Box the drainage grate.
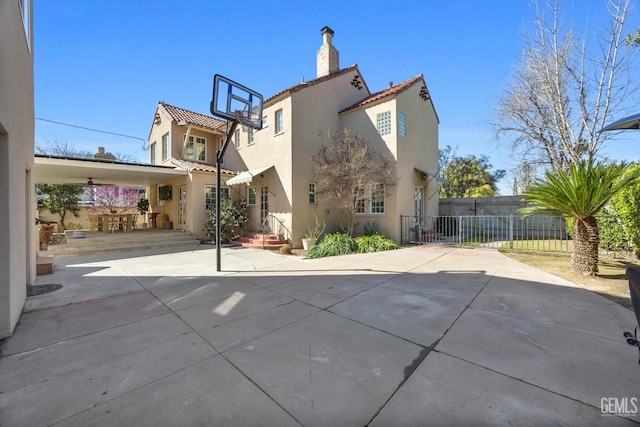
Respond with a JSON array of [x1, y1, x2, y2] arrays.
[[27, 284, 63, 297]]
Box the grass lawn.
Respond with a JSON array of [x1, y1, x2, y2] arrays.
[[504, 251, 637, 310]]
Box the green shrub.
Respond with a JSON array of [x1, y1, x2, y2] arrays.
[[363, 220, 379, 236], [307, 231, 399, 258], [307, 232, 357, 259], [203, 198, 249, 243], [354, 233, 399, 253]]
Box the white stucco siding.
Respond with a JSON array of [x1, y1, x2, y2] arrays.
[[234, 97, 294, 236], [394, 82, 440, 220], [338, 99, 401, 240], [0, 0, 34, 337], [288, 70, 370, 244]]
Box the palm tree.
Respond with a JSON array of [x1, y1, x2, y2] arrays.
[[520, 161, 640, 276]]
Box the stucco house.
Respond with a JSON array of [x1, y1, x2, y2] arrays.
[[0, 0, 35, 338], [147, 26, 439, 247]]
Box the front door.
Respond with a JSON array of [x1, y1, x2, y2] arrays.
[[177, 185, 187, 229]]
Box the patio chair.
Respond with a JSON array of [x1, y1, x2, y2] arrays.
[[88, 214, 100, 233], [623, 267, 640, 364]]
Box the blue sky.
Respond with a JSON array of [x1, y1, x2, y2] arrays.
[[33, 0, 640, 194]]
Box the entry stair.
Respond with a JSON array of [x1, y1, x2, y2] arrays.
[[230, 232, 288, 250], [43, 229, 200, 258]]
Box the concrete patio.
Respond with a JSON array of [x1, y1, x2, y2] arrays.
[[0, 245, 638, 426]]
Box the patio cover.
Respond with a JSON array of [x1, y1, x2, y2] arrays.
[[225, 165, 273, 185], [35, 155, 187, 186], [599, 112, 640, 132], [415, 167, 447, 184]]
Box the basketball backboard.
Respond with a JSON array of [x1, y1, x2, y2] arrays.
[[211, 74, 263, 130]]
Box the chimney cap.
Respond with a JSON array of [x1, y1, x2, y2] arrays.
[[320, 26, 334, 36]]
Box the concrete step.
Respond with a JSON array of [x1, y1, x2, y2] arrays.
[[43, 229, 200, 258], [230, 232, 289, 250]]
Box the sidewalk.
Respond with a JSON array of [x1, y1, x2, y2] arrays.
[[1, 245, 638, 426]]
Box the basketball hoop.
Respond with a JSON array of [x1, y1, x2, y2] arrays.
[[234, 110, 262, 133]]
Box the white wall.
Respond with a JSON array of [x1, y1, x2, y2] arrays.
[[0, 0, 35, 338]]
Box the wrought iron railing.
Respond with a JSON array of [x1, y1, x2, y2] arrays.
[[401, 215, 570, 253], [401, 214, 635, 257]]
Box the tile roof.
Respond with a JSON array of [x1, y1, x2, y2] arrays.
[[264, 64, 365, 105], [339, 75, 427, 113], [169, 158, 236, 175], [159, 102, 227, 131]]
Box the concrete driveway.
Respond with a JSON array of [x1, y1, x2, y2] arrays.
[[1, 245, 638, 426]]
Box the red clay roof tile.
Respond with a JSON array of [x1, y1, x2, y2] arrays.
[[339, 75, 427, 113], [159, 102, 227, 131], [169, 158, 236, 175], [264, 64, 365, 105]]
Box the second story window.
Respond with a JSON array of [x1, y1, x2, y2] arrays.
[[150, 142, 157, 165], [162, 133, 169, 161], [398, 112, 406, 137], [275, 109, 284, 134], [249, 129, 255, 145], [377, 111, 392, 136], [247, 187, 256, 205], [183, 135, 206, 162], [235, 130, 240, 149], [308, 182, 317, 205]]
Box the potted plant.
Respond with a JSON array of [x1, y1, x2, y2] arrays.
[[137, 198, 150, 227], [65, 222, 86, 239], [39, 224, 54, 250], [302, 216, 325, 250]]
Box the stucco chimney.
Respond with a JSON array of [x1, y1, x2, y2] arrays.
[[94, 146, 116, 161], [317, 26, 339, 77]]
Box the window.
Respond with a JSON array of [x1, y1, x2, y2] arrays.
[[183, 135, 206, 161], [261, 116, 268, 130], [371, 184, 385, 214], [275, 109, 284, 134], [150, 143, 156, 165], [235, 130, 240, 149], [19, 0, 30, 50], [353, 184, 385, 215], [162, 133, 169, 161], [204, 185, 230, 211], [308, 182, 317, 205], [249, 129, 255, 145], [354, 186, 366, 214], [377, 111, 392, 136], [398, 112, 406, 137], [247, 187, 256, 206]]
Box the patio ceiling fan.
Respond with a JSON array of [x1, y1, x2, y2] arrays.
[[66, 177, 114, 187]]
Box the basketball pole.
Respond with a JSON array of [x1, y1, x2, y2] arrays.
[[216, 120, 239, 271]]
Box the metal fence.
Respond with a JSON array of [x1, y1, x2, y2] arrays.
[[401, 215, 572, 253]]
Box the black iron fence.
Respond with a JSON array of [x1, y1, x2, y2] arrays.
[[401, 215, 572, 253]]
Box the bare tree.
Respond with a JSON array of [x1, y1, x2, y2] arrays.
[[511, 162, 538, 195], [35, 138, 93, 159], [493, 0, 639, 172], [312, 130, 396, 236], [36, 138, 139, 163]]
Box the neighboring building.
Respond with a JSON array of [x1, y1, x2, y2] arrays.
[[0, 0, 35, 338], [148, 26, 439, 246]]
